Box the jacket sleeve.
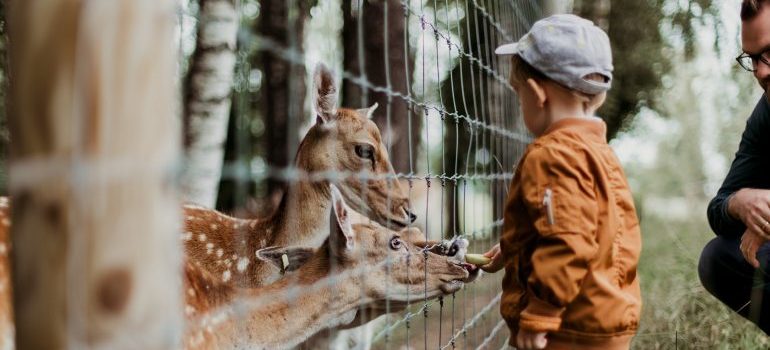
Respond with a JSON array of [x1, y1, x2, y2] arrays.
[[707, 97, 770, 238], [516, 145, 599, 333]]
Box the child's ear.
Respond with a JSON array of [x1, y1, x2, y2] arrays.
[[526, 78, 547, 108]]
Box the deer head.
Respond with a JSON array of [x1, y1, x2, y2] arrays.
[[295, 63, 415, 229], [260, 185, 470, 303]]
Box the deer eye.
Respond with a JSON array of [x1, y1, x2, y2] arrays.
[[355, 144, 375, 161], [389, 236, 403, 250]]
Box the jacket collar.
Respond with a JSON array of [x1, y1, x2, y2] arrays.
[[541, 116, 607, 141]]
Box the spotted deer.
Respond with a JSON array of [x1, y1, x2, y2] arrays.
[[182, 185, 473, 349], [0, 187, 470, 350], [182, 63, 422, 289]]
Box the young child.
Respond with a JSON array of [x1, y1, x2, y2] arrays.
[[480, 15, 642, 350]]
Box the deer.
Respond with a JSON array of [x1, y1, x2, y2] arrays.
[[0, 187, 472, 349], [181, 63, 425, 289], [0, 63, 476, 348], [182, 185, 473, 349]]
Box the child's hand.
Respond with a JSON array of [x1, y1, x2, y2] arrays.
[[480, 243, 504, 273], [515, 329, 547, 350]]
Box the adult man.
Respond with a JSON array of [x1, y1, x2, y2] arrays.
[[699, 0, 770, 334]]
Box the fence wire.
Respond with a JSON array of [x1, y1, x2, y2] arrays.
[[191, 0, 541, 349], [1, 0, 762, 349]]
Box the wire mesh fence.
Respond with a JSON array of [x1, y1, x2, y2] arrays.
[[180, 0, 541, 348], [0, 0, 541, 348], [4, 0, 770, 349]]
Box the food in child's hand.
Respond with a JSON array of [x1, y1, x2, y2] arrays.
[[465, 253, 492, 266]]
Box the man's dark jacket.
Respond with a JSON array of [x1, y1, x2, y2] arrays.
[[708, 95, 770, 238]]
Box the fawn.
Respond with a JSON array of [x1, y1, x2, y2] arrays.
[[182, 185, 473, 349]]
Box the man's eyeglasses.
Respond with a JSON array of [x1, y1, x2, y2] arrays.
[[736, 50, 770, 72]]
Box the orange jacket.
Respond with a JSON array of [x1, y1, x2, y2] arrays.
[[500, 118, 641, 349]]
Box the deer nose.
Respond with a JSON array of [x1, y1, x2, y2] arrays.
[[447, 242, 459, 257], [404, 208, 417, 223], [446, 238, 468, 258]]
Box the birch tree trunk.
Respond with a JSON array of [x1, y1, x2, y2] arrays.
[[182, 0, 239, 208], [7, 0, 182, 348]]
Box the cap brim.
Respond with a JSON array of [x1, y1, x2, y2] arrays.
[[494, 42, 520, 55]]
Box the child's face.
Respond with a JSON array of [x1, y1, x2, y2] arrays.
[[512, 79, 548, 136]]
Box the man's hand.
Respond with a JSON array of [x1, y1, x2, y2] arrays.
[[480, 243, 504, 273], [728, 189, 770, 239], [515, 329, 547, 350], [741, 230, 768, 268]]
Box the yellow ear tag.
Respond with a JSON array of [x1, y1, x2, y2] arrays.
[[281, 254, 290, 270]]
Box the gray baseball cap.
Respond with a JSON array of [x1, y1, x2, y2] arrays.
[[495, 14, 613, 95]]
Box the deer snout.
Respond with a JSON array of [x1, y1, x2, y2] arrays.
[[447, 238, 469, 259], [403, 207, 417, 224]]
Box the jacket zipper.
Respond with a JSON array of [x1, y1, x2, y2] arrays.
[[543, 188, 555, 225]]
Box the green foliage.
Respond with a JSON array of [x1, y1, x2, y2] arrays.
[[597, 0, 670, 139], [575, 0, 720, 139], [614, 21, 762, 346], [632, 215, 769, 349], [668, 0, 720, 59]]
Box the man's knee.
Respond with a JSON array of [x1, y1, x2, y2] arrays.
[[698, 236, 735, 294]]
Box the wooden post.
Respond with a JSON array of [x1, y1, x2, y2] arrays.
[[6, 0, 182, 348]]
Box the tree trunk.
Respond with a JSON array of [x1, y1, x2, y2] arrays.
[[541, 0, 574, 15], [573, 0, 610, 30], [443, 1, 488, 236], [7, 0, 182, 348], [254, 0, 311, 205], [574, 0, 670, 140], [182, 0, 239, 208], [342, 0, 417, 175], [0, 1, 8, 195]]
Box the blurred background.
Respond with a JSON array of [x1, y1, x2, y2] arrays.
[[0, 0, 767, 348]]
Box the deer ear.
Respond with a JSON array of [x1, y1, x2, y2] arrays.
[[329, 184, 355, 250], [356, 102, 378, 120], [313, 63, 338, 123], [256, 246, 315, 272]]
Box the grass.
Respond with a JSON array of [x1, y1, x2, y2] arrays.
[[631, 206, 769, 349]]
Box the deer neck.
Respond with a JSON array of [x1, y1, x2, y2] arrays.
[[267, 181, 330, 248], [227, 264, 366, 349]]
